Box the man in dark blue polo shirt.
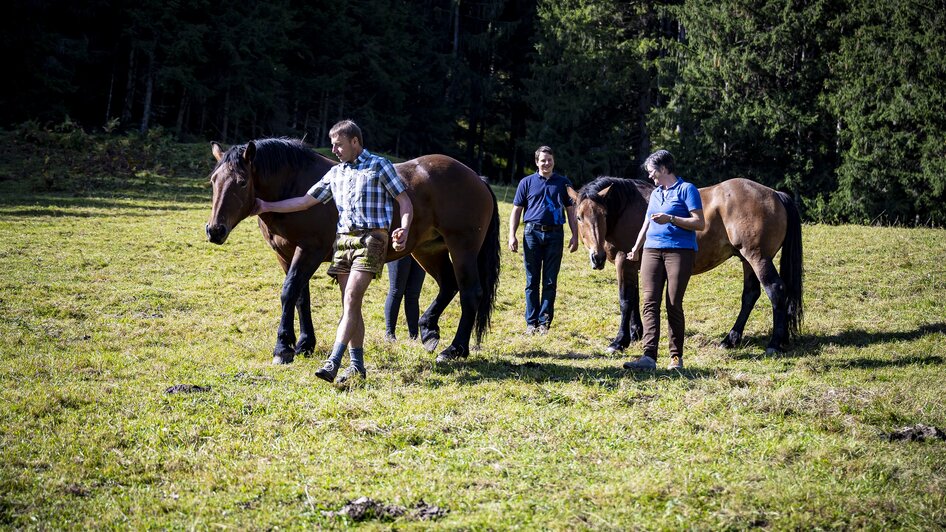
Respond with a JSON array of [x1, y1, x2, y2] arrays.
[[508, 146, 579, 335]]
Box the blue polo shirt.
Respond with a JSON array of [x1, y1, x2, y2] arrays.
[[644, 177, 702, 250], [513, 172, 574, 226]]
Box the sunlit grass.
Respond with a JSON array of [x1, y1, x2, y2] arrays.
[[1, 174, 944, 528]]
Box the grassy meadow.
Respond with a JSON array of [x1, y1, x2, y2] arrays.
[[1, 160, 945, 529]]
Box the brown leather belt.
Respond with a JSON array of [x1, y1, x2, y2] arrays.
[[528, 223, 561, 232]]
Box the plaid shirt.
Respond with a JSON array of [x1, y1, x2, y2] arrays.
[[307, 149, 407, 233]]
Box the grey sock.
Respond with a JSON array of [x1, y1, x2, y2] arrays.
[[328, 342, 346, 366], [349, 347, 365, 371]]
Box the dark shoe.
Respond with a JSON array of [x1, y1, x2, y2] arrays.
[[537, 324, 549, 335], [336, 365, 366, 385], [435, 345, 467, 364], [667, 355, 684, 370], [623, 355, 657, 371], [314, 360, 339, 383]]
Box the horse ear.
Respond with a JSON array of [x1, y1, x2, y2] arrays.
[[243, 141, 256, 164], [211, 142, 225, 162], [597, 185, 612, 198], [568, 185, 580, 204]]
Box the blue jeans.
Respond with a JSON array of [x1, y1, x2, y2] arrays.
[[523, 223, 564, 327], [385, 255, 426, 338]]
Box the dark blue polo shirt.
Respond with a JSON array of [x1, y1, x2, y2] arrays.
[[513, 172, 574, 226]]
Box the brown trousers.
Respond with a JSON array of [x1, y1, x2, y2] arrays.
[[640, 248, 695, 359]]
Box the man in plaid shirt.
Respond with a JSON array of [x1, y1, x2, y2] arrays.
[[253, 120, 413, 384]]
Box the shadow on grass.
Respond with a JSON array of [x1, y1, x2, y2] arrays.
[[731, 322, 946, 361], [433, 356, 716, 386], [0, 177, 210, 211]]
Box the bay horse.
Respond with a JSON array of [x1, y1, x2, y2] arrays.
[[206, 138, 500, 364], [570, 177, 803, 355]]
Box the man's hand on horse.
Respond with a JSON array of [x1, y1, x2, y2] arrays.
[[391, 227, 408, 251]]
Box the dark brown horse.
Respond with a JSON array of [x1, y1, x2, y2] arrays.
[[206, 138, 500, 363], [571, 177, 803, 354]]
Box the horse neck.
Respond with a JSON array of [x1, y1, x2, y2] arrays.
[[607, 180, 653, 233], [256, 158, 334, 201]]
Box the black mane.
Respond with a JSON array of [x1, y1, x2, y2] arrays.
[[579, 176, 653, 215], [221, 137, 329, 177]]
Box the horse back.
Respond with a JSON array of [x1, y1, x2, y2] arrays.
[[697, 178, 787, 271], [394, 154, 494, 236]]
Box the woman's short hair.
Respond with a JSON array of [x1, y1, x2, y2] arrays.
[[644, 149, 675, 173]]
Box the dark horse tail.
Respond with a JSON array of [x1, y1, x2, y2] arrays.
[[777, 191, 804, 339], [475, 180, 501, 345]]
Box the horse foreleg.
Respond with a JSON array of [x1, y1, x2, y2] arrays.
[[273, 250, 321, 364], [608, 252, 642, 353], [414, 250, 458, 353], [294, 282, 315, 356], [720, 258, 762, 349]]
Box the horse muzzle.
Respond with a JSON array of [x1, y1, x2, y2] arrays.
[[206, 223, 229, 245], [589, 250, 606, 270]]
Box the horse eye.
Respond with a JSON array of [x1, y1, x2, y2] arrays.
[[237, 178, 248, 188], [576, 216, 583, 223]]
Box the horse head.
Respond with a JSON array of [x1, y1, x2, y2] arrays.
[[572, 184, 611, 270], [206, 141, 259, 244]]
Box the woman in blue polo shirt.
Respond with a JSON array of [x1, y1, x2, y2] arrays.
[[624, 150, 705, 371]]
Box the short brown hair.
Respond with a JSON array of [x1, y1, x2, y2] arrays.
[[330, 119, 363, 145], [534, 145, 554, 161], [644, 149, 675, 174]]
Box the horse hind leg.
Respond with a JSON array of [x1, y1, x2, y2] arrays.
[[414, 250, 458, 353], [720, 258, 762, 349], [742, 256, 789, 354], [443, 250, 483, 359]]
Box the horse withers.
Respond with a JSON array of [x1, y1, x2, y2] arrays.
[[206, 138, 500, 364], [571, 177, 803, 355]]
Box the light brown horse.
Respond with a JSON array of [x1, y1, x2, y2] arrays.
[[571, 177, 803, 354], [206, 138, 500, 364]]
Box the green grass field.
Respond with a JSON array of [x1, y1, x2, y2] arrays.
[[1, 166, 945, 529]]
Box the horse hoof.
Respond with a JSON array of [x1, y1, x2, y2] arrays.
[[294, 340, 315, 357], [422, 335, 440, 353], [435, 345, 467, 364], [764, 347, 780, 356], [272, 353, 295, 365]]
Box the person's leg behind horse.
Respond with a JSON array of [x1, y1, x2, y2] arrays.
[[403, 257, 426, 339], [663, 249, 695, 363], [385, 256, 411, 340], [522, 224, 543, 331], [537, 228, 564, 331]]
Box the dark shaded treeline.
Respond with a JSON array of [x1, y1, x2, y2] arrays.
[[2, 0, 944, 224]]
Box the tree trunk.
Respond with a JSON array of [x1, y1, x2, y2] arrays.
[[121, 46, 136, 128], [139, 49, 154, 134], [175, 88, 188, 139], [221, 84, 231, 142]]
